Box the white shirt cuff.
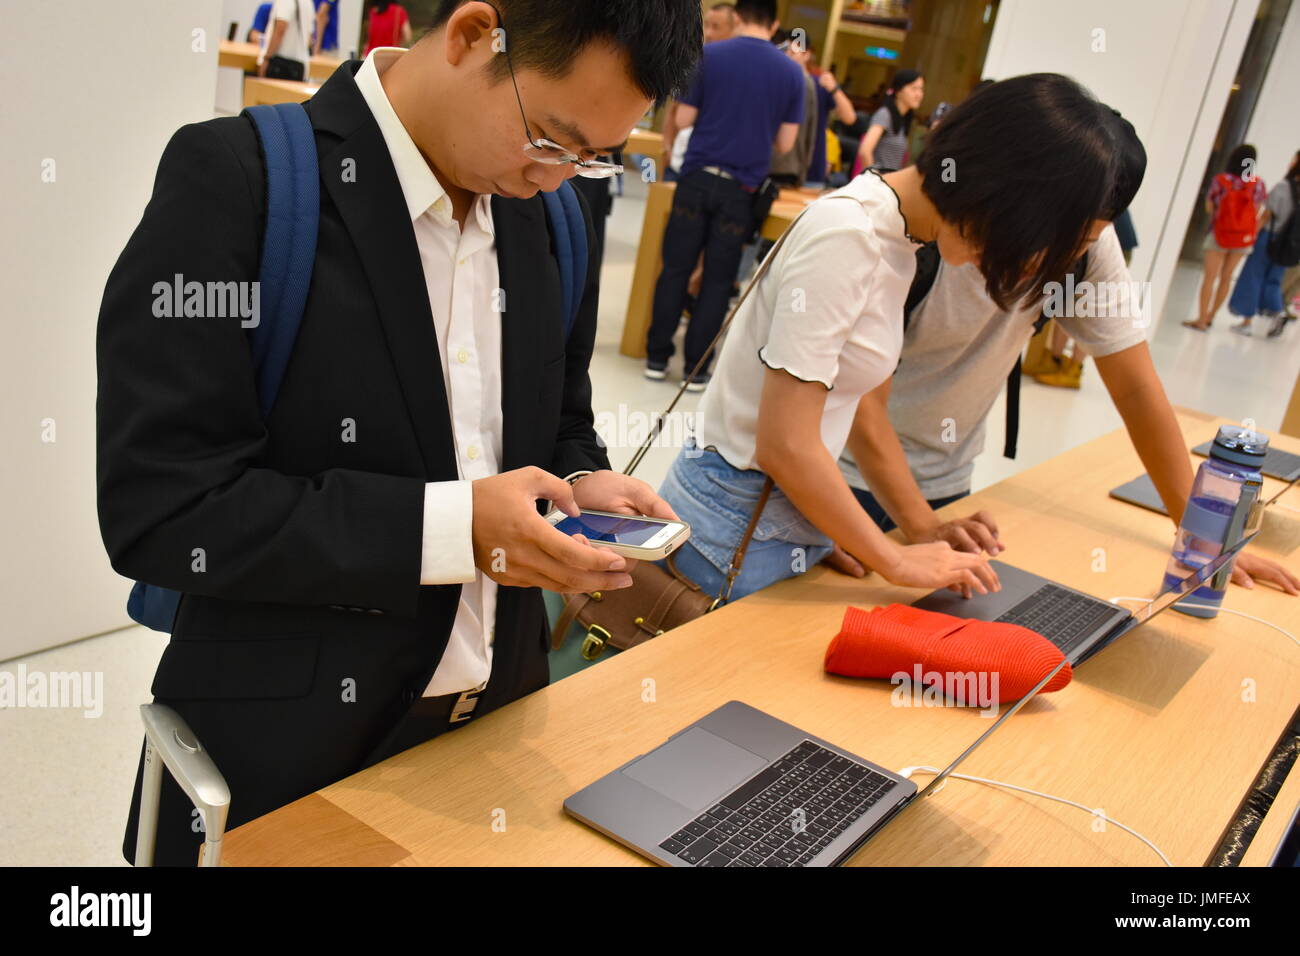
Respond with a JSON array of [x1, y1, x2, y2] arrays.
[[419, 481, 477, 585]]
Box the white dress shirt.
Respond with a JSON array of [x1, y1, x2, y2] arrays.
[[355, 48, 502, 698]]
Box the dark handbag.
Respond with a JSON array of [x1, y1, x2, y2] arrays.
[[552, 199, 849, 660], [265, 55, 306, 81]]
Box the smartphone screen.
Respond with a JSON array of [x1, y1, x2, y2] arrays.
[[553, 512, 673, 547]]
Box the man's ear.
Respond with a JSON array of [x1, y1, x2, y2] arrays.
[[443, 1, 498, 68]]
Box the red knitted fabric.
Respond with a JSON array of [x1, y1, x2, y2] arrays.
[[824, 604, 1072, 702]]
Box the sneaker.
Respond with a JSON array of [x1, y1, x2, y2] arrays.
[[684, 372, 712, 393], [1230, 321, 1252, 337], [644, 362, 667, 381], [1267, 313, 1288, 338]]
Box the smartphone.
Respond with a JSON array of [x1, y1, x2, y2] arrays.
[[546, 509, 691, 560]]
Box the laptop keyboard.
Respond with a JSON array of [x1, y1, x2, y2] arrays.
[[657, 740, 898, 867], [994, 583, 1122, 655]]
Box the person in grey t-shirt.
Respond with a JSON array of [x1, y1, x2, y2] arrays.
[[833, 112, 1299, 595], [854, 68, 924, 174]]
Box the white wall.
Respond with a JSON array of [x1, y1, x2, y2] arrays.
[[983, 0, 1260, 333], [1244, 0, 1300, 188], [0, 2, 223, 661]]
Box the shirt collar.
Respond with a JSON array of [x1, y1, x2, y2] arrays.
[[354, 48, 494, 236]]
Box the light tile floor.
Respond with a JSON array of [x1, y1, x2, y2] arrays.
[[3, 176, 1296, 866]]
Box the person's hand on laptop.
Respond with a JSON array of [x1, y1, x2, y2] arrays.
[[1232, 551, 1300, 595], [882, 541, 1000, 598], [912, 510, 1005, 558], [471, 467, 638, 593]]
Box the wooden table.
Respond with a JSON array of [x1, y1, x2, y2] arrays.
[[217, 409, 1300, 866], [218, 39, 341, 81], [624, 128, 663, 158], [242, 76, 320, 107], [619, 180, 818, 358]]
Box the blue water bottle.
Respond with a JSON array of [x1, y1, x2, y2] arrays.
[[1163, 426, 1265, 618]]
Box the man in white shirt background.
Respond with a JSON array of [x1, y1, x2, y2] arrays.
[[258, 0, 318, 80], [98, 0, 702, 865]]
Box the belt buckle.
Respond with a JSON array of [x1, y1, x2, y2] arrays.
[[449, 685, 484, 724]]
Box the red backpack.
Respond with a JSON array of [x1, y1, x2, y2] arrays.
[[1213, 173, 1258, 249]]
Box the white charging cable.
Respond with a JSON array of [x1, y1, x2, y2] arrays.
[[897, 765, 1172, 866], [1108, 596, 1299, 648]]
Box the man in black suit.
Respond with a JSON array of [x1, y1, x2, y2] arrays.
[[97, 0, 701, 865]]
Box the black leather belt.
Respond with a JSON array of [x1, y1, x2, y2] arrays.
[[411, 685, 484, 725]]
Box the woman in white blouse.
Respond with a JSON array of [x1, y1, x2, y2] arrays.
[[660, 74, 1128, 603]]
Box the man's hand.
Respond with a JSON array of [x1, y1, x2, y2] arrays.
[[470, 467, 633, 593], [570, 470, 679, 521], [911, 510, 1005, 557], [1232, 552, 1300, 594], [818, 71, 838, 92]]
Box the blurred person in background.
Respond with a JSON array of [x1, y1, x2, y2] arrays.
[[363, 0, 413, 57], [1228, 149, 1299, 337], [1184, 144, 1267, 331], [854, 68, 923, 174]]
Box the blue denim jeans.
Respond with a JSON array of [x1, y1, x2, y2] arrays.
[[657, 442, 834, 603]]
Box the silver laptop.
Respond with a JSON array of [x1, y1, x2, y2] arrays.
[[912, 529, 1258, 665]]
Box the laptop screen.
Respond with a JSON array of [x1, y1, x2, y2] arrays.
[[1128, 528, 1259, 626]]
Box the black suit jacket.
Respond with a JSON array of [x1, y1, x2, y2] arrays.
[[98, 62, 608, 865]]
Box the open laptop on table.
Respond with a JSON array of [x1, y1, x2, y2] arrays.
[[912, 529, 1258, 665], [563, 536, 1254, 867]]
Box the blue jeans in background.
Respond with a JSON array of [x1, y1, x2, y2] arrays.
[[1229, 229, 1286, 319]]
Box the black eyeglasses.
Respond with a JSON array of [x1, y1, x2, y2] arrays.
[[482, 0, 624, 179]]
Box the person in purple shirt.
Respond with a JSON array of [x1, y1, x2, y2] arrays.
[[645, 0, 805, 387]]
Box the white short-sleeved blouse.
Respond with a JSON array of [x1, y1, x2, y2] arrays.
[[694, 170, 920, 471]]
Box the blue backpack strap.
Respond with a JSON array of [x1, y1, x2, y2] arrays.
[[126, 103, 320, 633], [541, 180, 588, 340], [242, 102, 320, 415]]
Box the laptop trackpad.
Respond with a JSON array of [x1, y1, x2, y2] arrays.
[[622, 726, 767, 811]]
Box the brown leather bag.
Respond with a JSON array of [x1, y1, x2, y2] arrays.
[[550, 199, 849, 660], [551, 481, 773, 660]]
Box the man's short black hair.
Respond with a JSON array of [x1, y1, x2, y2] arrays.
[[735, 0, 778, 27], [915, 73, 1123, 310], [431, 0, 702, 106]]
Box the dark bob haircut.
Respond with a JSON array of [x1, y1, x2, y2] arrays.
[[431, 0, 703, 107], [915, 73, 1123, 310], [1224, 143, 1257, 178], [1099, 108, 1146, 220]]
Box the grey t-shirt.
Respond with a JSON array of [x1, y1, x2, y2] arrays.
[[867, 106, 909, 171], [1267, 180, 1296, 228], [838, 225, 1147, 499]]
